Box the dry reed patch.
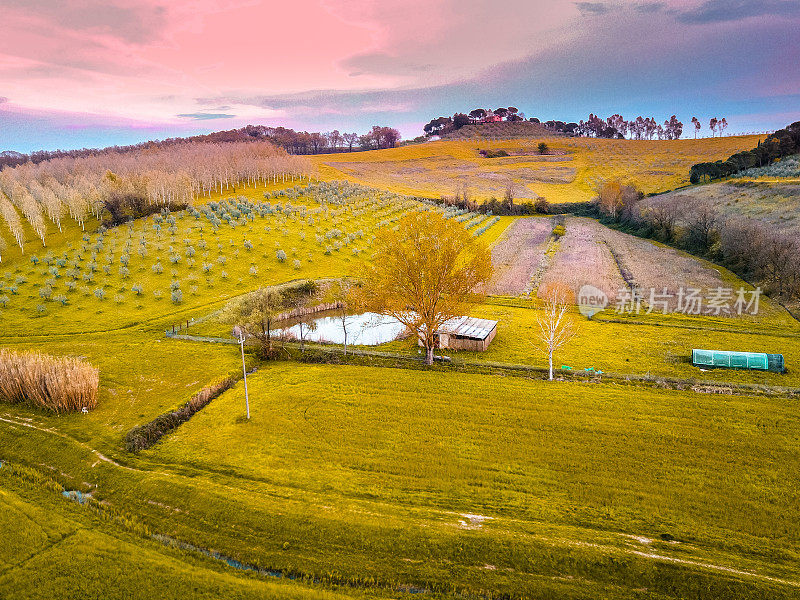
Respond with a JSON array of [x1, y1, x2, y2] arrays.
[[0, 348, 99, 413], [537, 218, 625, 302], [489, 217, 554, 295]]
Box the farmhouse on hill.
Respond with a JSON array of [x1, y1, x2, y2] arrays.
[[423, 316, 498, 352]]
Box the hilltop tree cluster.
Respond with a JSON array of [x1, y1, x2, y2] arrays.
[[594, 181, 799, 302], [0, 141, 310, 256], [423, 106, 525, 136], [690, 121, 800, 183]]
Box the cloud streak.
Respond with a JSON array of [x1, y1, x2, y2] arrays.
[[0, 0, 798, 151], [676, 0, 800, 24], [177, 113, 236, 120]]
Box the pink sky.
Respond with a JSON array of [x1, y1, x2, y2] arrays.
[[1, 0, 799, 151]]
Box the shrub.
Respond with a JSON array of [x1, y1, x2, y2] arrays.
[[53, 295, 68, 306], [94, 288, 106, 300], [0, 295, 9, 307], [131, 284, 143, 295], [249, 265, 258, 276], [171, 289, 183, 304], [152, 262, 163, 274], [0, 349, 99, 413], [39, 286, 53, 300], [124, 377, 235, 452], [293, 259, 301, 270], [276, 249, 287, 262]]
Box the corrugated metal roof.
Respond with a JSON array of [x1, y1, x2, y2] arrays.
[[436, 316, 497, 340]]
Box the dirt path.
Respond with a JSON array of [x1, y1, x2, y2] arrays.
[[488, 217, 553, 295]]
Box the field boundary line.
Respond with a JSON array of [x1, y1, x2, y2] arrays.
[[161, 334, 800, 398]]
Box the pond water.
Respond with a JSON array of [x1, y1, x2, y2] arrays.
[[274, 311, 408, 346]]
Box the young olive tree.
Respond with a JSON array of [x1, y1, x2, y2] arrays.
[[362, 210, 492, 365]]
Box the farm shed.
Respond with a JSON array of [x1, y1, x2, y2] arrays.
[[692, 349, 785, 373], [428, 317, 498, 352]]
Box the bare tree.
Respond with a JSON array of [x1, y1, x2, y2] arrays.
[[682, 201, 718, 254], [326, 279, 357, 355], [536, 287, 577, 380], [343, 133, 359, 152], [297, 314, 317, 353], [644, 197, 681, 241]]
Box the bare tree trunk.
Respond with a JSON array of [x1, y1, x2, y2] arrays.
[[426, 345, 434, 366], [548, 349, 554, 380]]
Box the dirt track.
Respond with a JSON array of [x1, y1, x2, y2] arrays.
[[488, 217, 553, 295]]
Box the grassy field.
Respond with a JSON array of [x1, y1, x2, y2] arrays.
[[2, 145, 800, 599], [0, 463, 381, 599], [2, 363, 798, 599], [315, 134, 764, 204]]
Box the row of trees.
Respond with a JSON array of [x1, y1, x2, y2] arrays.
[[543, 115, 730, 140], [0, 140, 310, 256], [0, 124, 402, 171], [596, 181, 800, 302], [254, 125, 401, 154], [690, 121, 800, 183]]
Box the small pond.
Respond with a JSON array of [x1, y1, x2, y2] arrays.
[[274, 311, 408, 346]]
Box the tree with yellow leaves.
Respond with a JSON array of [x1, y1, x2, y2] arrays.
[[362, 210, 492, 365]]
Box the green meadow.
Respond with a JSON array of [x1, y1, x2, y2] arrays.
[[1, 178, 799, 599]]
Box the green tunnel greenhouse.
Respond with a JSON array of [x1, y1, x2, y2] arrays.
[[692, 349, 785, 373]]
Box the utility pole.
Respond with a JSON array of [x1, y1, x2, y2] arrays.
[[233, 326, 250, 419]]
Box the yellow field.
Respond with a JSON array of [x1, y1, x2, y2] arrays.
[[313, 135, 764, 203]]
